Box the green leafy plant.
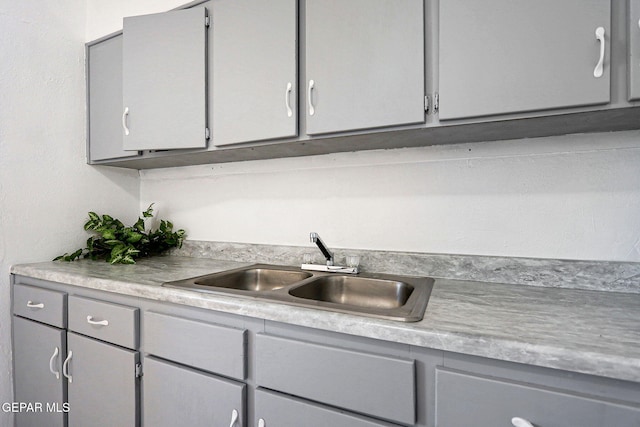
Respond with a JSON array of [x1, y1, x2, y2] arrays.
[[54, 204, 186, 264]]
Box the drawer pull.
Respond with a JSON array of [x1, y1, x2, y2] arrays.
[[285, 82, 293, 118], [229, 409, 239, 427], [26, 301, 44, 309], [122, 107, 130, 135], [62, 351, 73, 383], [258, 418, 265, 427], [308, 79, 315, 116], [86, 315, 109, 326], [512, 417, 535, 427], [49, 347, 60, 380], [593, 26, 605, 78]]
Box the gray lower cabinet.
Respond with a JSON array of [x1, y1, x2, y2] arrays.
[[304, 0, 425, 135], [65, 332, 139, 427], [630, 0, 640, 101], [210, 0, 298, 146], [143, 357, 245, 427], [12, 317, 67, 427], [254, 388, 400, 427], [255, 333, 416, 425], [439, 0, 611, 120], [435, 368, 640, 427], [122, 7, 208, 151], [141, 311, 248, 426]]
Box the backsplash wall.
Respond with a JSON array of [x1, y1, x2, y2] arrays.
[[141, 130, 640, 262]]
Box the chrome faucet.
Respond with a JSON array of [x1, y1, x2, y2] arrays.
[[310, 232, 334, 266]]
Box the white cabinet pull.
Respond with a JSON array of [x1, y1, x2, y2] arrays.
[[593, 26, 605, 78], [49, 347, 60, 380], [86, 315, 109, 326], [62, 350, 72, 383], [285, 82, 293, 118], [512, 417, 535, 427], [122, 107, 130, 135], [257, 418, 265, 427], [307, 79, 315, 116], [229, 409, 239, 427], [26, 301, 44, 309]]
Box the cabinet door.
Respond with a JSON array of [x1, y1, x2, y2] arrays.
[[630, 0, 640, 101], [87, 35, 138, 162], [142, 357, 245, 427], [211, 0, 297, 146], [66, 332, 139, 427], [436, 368, 640, 427], [255, 389, 400, 427], [439, 0, 611, 120], [13, 317, 66, 427], [305, 0, 425, 135], [122, 7, 208, 151]]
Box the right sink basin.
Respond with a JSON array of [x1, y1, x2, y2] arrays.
[[287, 273, 434, 322], [288, 275, 414, 309]]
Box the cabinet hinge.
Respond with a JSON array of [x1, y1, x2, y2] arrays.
[[205, 127, 211, 140], [434, 93, 439, 114], [424, 95, 431, 114], [135, 363, 143, 378], [205, 16, 210, 27]]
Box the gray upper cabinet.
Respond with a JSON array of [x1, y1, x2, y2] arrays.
[[122, 7, 208, 151], [211, 0, 298, 146], [439, 0, 611, 120], [630, 0, 640, 101], [304, 0, 425, 135], [87, 34, 138, 162]]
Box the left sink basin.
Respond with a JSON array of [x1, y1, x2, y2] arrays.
[[164, 265, 313, 293]]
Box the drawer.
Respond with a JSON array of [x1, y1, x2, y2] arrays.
[[143, 312, 246, 380], [255, 334, 415, 425], [68, 295, 139, 349], [255, 388, 401, 427], [143, 356, 245, 427], [435, 368, 640, 427], [13, 283, 66, 328]]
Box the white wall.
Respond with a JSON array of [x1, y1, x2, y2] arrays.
[[0, 1, 140, 422], [140, 131, 640, 262], [86, 0, 187, 41]]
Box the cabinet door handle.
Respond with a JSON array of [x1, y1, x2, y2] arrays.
[[26, 301, 44, 309], [307, 79, 315, 116], [62, 350, 72, 383], [49, 347, 60, 380], [229, 409, 239, 427], [512, 417, 535, 427], [86, 315, 109, 326], [257, 418, 265, 427], [593, 26, 605, 78], [122, 107, 130, 135], [285, 82, 293, 118]]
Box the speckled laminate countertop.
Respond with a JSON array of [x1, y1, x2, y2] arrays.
[[11, 256, 640, 384]]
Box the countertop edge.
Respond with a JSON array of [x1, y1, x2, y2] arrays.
[[10, 260, 640, 384]]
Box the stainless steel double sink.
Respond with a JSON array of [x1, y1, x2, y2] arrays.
[[162, 264, 434, 322]]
